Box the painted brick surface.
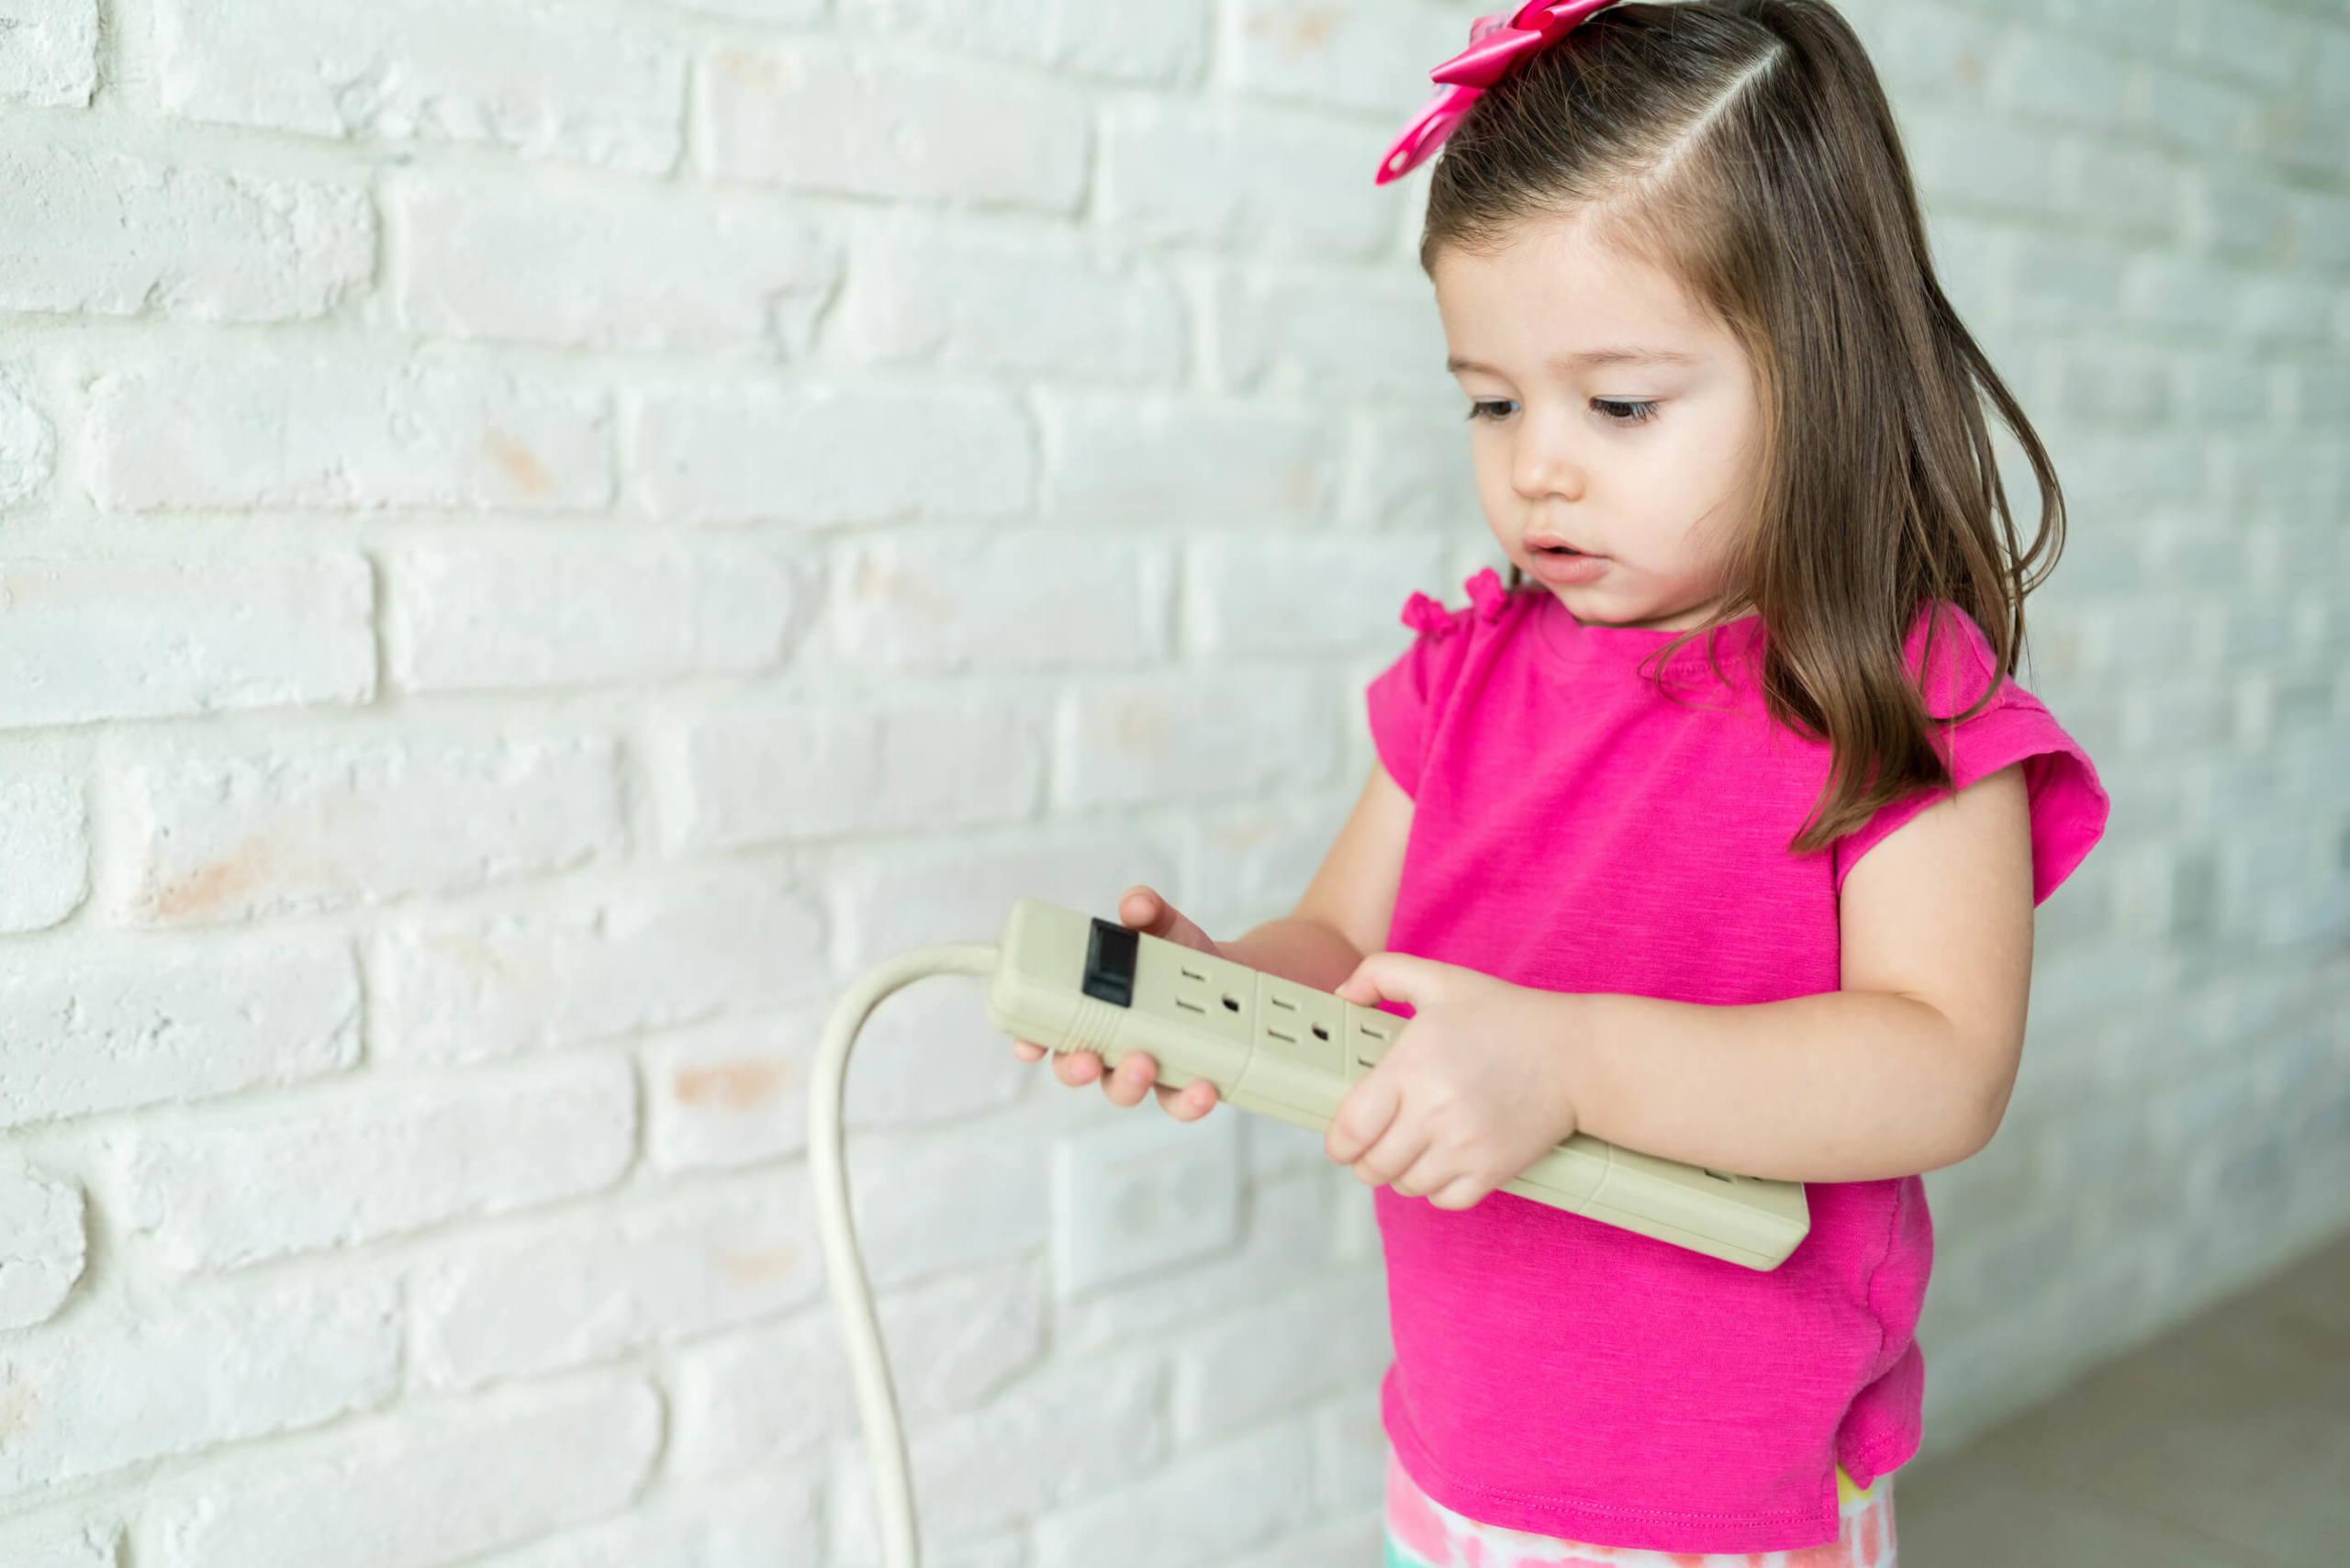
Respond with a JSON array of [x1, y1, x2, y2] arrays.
[[0, 555, 375, 727], [0, 1164, 85, 1329], [0, 148, 372, 320], [115, 736, 625, 925], [0, 0, 2342, 1562]]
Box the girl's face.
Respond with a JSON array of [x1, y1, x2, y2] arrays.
[[1431, 207, 1764, 632]]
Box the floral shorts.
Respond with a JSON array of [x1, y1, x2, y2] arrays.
[[1383, 1450, 1897, 1568]]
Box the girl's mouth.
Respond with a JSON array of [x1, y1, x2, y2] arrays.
[[1526, 541, 1609, 585]]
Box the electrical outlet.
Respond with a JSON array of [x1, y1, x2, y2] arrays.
[[1051, 1109, 1240, 1297]]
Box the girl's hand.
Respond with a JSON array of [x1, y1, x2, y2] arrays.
[[1327, 954, 1580, 1210], [1007, 885, 1223, 1122]]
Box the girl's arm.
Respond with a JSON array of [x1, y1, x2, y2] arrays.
[[1331, 763, 2034, 1197], [1560, 763, 2034, 1182], [1222, 759, 1413, 991]]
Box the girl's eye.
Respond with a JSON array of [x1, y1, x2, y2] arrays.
[[1593, 398, 1661, 424], [1465, 398, 1518, 422]]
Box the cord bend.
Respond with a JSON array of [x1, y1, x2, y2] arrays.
[[808, 942, 1000, 1568]]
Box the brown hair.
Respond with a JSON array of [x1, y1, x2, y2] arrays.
[[1424, 0, 2064, 853]]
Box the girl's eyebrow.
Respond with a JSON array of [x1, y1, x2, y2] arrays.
[[1446, 348, 1704, 374]]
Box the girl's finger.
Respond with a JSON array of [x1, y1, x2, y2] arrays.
[[1101, 1051, 1159, 1109], [1012, 1039, 1046, 1062], [1353, 1117, 1432, 1192], [1056, 1049, 1103, 1088], [1117, 885, 1218, 955], [1326, 1073, 1399, 1166], [1430, 1175, 1490, 1211], [1152, 1079, 1219, 1121]]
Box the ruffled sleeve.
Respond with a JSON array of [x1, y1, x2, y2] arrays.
[[1831, 603, 2109, 905], [1365, 569, 1506, 799]]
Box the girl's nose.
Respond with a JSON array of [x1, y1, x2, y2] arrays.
[[1513, 431, 1585, 503]]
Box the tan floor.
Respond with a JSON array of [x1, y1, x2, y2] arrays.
[[1893, 1227, 2350, 1567]]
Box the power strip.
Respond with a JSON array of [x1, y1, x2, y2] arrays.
[[986, 899, 1810, 1271]]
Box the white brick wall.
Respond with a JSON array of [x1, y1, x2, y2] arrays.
[[0, 1, 2342, 1564]]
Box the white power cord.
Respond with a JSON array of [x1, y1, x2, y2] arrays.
[[809, 942, 1002, 1568]]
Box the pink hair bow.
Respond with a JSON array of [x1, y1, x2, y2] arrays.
[[1374, 0, 1621, 185]]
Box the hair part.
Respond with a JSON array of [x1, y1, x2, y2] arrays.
[[1424, 0, 2065, 854]]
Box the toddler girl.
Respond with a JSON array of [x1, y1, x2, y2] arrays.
[[1014, 0, 2108, 1561]]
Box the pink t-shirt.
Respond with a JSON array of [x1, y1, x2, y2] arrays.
[[1363, 568, 2108, 1554]]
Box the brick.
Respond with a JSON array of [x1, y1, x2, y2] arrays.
[[1060, 1168, 1336, 1352], [663, 689, 1048, 849], [838, 971, 1027, 1129], [116, 736, 624, 928], [2182, 0, 2294, 89], [1227, 1516, 1386, 1568], [834, 224, 1186, 384], [0, 148, 370, 321], [1187, 532, 1448, 655], [2051, 347, 2175, 424], [1989, 32, 2129, 131], [646, 1014, 814, 1172], [827, 833, 1180, 972], [1215, 271, 1450, 397], [89, 354, 613, 512], [1171, 1271, 1388, 1441], [0, 767, 85, 932], [2139, 63, 2257, 156], [1045, 397, 1335, 521], [2060, 144, 2179, 241], [150, 1378, 660, 1568], [0, 367, 52, 509], [156, 0, 687, 173], [1225, 0, 1465, 116], [2183, 166, 2294, 263], [1313, 1383, 1388, 1506], [0, 945, 358, 1128], [373, 876, 825, 1064], [1903, 107, 2061, 217], [2008, 237, 2128, 331], [1034, 1422, 1316, 1568], [484, 1474, 824, 1568], [386, 543, 807, 694], [2236, 277, 2339, 345], [672, 1313, 853, 1477], [675, 1262, 1045, 1475], [1057, 670, 1342, 810], [0, 0, 95, 106], [848, 1114, 1050, 1288], [0, 1276, 397, 1496], [860, 1353, 1165, 1545], [828, 532, 1172, 671], [1338, 414, 1474, 530], [0, 1164, 84, 1329], [698, 42, 1089, 211], [844, 0, 1209, 83], [1186, 795, 1354, 940], [632, 383, 1032, 524], [1100, 104, 1393, 258], [122, 1054, 635, 1272], [655, 0, 823, 17], [0, 555, 374, 728], [394, 170, 835, 352], [2121, 252, 2240, 335], [0, 1520, 120, 1568], [411, 1183, 819, 1389], [1857, 0, 1987, 102]]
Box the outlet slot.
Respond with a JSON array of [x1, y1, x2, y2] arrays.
[[1222, 995, 1240, 1012], [1175, 997, 1204, 1014]]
